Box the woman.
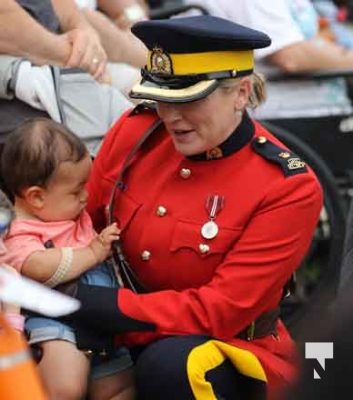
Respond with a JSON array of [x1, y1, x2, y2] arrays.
[[66, 16, 323, 399]]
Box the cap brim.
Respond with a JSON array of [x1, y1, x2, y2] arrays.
[[129, 79, 220, 103]]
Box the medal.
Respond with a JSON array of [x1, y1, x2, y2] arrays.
[[201, 194, 224, 240], [201, 220, 219, 239]]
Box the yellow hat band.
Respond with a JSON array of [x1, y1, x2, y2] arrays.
[[147, 49, 254, 75]]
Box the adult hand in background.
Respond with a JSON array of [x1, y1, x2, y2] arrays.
[[63, 25, 109, 82]]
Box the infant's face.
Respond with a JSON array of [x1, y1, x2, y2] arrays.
[[39, 154, 92, 222]]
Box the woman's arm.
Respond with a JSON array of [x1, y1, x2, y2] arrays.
[[75, 172, 323, 344]]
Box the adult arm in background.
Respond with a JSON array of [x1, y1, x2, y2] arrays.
[[0, 0, 70, 66], [257, 1, 353, 73], [52, 0, 108, 80], [96, 0, 148, 29], [188, 0, 353, 72], [81, 7, 147, 67]]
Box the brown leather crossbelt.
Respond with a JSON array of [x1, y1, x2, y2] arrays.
[[236, 307, 280, 341]]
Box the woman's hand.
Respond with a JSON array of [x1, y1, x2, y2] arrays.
[[89, 222, 121, 263]]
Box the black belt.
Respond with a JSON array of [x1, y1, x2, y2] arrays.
[[236, 308, 280, 341]]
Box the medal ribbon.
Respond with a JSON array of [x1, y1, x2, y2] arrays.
[[206, 195, 224, 220]]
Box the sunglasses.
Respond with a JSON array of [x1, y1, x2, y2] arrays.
[[0, 207, 12, 238]]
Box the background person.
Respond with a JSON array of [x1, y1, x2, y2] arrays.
[[0, 0, 133, 155], [61, 16, 323, 399], [0, 0, 107, 79], [75, 0, 148, 96], [2, 118, 135, 400], [184, 0, 353, 120]]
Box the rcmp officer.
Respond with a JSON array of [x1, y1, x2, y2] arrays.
[[63, 16, 323, 399]]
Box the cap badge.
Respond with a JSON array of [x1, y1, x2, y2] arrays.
[[150, 47, 173, 74]]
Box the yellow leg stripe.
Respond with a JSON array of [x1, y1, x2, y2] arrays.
[[187, 340, 267, 400]]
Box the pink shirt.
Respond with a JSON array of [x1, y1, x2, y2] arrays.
[[4, 210, 96, 272]]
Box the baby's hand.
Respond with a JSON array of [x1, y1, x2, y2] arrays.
[[89, 223, 121, 263]]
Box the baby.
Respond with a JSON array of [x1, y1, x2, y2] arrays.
[[2, 118, 135, 400]]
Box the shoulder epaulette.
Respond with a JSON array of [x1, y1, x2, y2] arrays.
[[252, 136, 307, 177], [129, 100, 157, 116]]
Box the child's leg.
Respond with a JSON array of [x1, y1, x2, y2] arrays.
[[83, 263, 136, 399], [89, 368, 136, 400], [26, 317, 90, 400], [38, 340, 90, 400], [88, 346, 135, 400]]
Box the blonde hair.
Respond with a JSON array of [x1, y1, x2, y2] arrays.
[[218, 72, 267, 109]]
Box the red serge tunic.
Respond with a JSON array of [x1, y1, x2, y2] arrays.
[[86, 107, 323, 396]]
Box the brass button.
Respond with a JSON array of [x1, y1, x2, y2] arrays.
[[156, 205, 167, 217], [279, 151, 290, 159], [199, 244, 210, 254], [257, 136, 267, 144], [141, 250, 151, 261], [180, 168, 191, 179]]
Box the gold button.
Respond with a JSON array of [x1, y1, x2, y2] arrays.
[[279, 151, 290, 159], [257, 136, 267, 144], [156, 206, 167, 217], [141, 250, 151, 261], [180, 168, 191, 179], [199, 244, 210, 254]]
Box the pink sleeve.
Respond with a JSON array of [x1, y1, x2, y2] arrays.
[[4, 234, 44, 272]]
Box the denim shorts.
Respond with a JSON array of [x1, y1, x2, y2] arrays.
[[26, 262, 132, 379]]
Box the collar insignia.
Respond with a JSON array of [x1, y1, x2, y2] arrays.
[[206, 147, 223, 160], [150, 47, 173, 74], [287, 157, 306, 170]]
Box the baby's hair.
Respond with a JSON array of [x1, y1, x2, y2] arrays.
[[1, 118, 88, 196]]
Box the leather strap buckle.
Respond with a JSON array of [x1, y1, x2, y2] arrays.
[[236, 307, 280, 341]]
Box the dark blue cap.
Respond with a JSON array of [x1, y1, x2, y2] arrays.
[[132, 15, 271, 53], [129, 15, 271, 103]]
